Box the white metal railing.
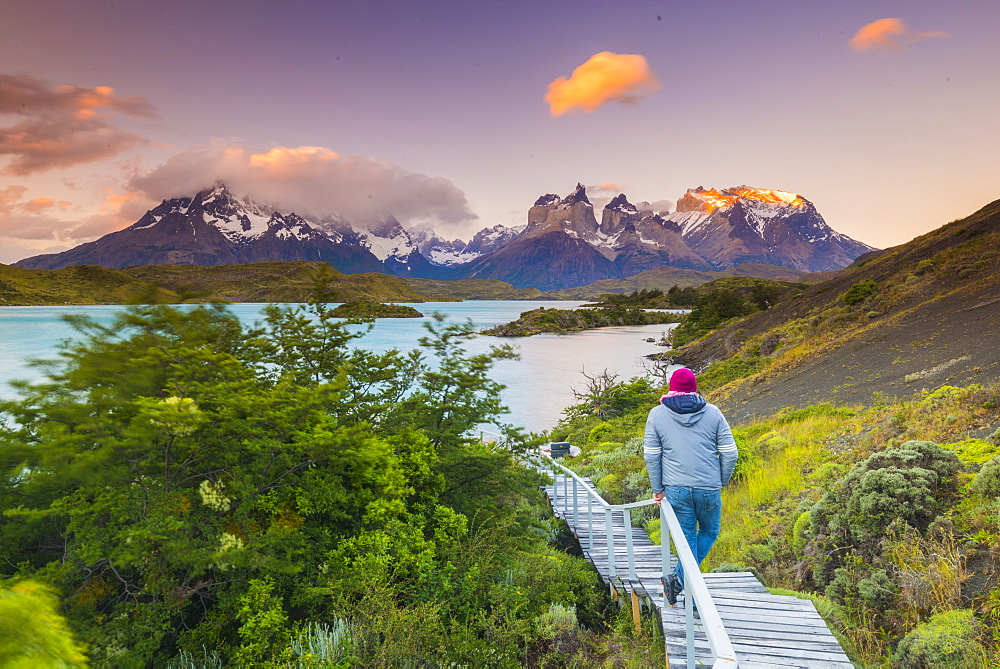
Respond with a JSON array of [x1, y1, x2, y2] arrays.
[[536, 452, 738, 669]]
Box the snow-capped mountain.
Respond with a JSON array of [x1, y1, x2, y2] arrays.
[[665, 186, 873, 272], [407, 223, 525, 269], [451, 184, 873, 288], [408, 228, 478, 267], [321, 214, 439, 277], [12, 181, 874, 291], [14, 184, 389, 273]]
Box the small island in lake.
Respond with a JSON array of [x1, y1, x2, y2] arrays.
[[329, 300, 424, 318], [481, 306, 682, 336]]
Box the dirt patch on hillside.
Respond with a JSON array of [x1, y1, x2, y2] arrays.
[[715, 284, 1000, 424]]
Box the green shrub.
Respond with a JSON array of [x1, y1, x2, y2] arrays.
[[893, 609, 984, 668], [809, 441, 962, 587], [645, 518, 661, 545], [972, 457, 1000, 497], [588, 422, 615, 444], [942, 438, 1000, 466], [843, 279, 878, 306], [696, 354, 762, 392], [791, 511, 811, 552], [532, 604, 581, 657]]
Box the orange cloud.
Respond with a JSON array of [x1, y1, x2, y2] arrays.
[[70, 189, 147, 238], [0, 74, 155, 175], [545, 52, 661, 116], [23, 197, 71, 213], [849, 18, 949, 51], [597, 182, 626, 191], [0, 185, 29, 214], [248, 146, 340, 169]]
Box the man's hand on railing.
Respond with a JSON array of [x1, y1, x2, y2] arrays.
[[653, 490, 665, 506]]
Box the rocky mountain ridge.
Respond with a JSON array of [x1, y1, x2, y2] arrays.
[[14, 182, 874, 290]]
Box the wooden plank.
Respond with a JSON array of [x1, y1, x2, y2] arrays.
[[736, 663, 854, 669], [541, 481, 852, 668]]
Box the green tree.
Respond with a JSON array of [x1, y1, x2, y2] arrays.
[[0, 301, 571, 665]]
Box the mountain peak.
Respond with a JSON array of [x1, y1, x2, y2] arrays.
[[561, 183, 591, 206], [606, 194, 638, 214], [533, 193, 561, 207], [676, 186, 807, 214]]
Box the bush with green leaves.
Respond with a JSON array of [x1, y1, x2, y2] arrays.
[[893, 609, 984, 668], [972, 456, 1000, 497], [0, 301, 608, 665], [843, 278, 878, 306], [808, 441, 962, 588]]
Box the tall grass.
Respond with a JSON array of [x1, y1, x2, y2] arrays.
[[710, 407, 856, 571]]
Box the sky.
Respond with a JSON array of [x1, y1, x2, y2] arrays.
[[1, 0, 998, 264]]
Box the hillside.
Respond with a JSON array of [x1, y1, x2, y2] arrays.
[[121, 262, 434, 303], [0, 261, 440, 305], [0, 264, 177, 305], [669, 198, 1000, 423], [546, 263, 817, 300], [400, 277, 552, 301]]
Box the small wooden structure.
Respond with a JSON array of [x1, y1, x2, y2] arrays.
[[540, 457, 854, 668]]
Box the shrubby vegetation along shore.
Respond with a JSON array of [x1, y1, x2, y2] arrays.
[[0, 300, 663, 666]]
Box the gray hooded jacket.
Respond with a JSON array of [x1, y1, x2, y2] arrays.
[[644, 394, 738, 491]]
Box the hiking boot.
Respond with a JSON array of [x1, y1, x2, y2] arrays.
[[665, 573, 683, 606]]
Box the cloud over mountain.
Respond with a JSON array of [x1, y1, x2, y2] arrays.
[[0, 74, 155, 175], [128, 144, 478, 229], [545, 52, 660, 116]]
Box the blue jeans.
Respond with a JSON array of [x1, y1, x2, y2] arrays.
[[665, 486, 722, 585]]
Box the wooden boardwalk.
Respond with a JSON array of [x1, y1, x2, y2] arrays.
[[543, 475, 854, 668]]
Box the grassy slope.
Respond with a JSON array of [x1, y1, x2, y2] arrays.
[[122, 262, 433, 303], [546, 263, 818, 300], [0, 261, 441, 305], [400, 277, 551, 300], [0, 264, 177, 305], [670, 198, 1000, 423]]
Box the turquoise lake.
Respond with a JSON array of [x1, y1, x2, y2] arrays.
[[0, 301, 679, 434]]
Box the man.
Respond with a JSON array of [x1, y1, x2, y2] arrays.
[[644, 368, 738, 605]]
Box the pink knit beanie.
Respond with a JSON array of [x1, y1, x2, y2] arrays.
[[669, 368, 698, 393]]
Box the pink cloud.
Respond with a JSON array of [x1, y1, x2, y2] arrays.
[[0, 74, 155, 175], [129, 143, 478, 227]]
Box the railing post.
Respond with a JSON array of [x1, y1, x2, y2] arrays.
[[573, 475, 579, 529], [624, 508, 636, 582], [604, 508, 616, 578], [660, 503, 672, 601], [686, 585, 695, 669], [587, 493, 594, 552], [562, 470, 569, 516]]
